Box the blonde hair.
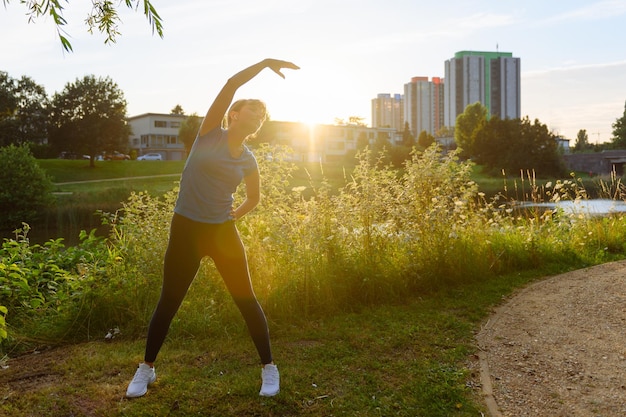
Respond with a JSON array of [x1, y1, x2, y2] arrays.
[[225, 99, 268, 127]]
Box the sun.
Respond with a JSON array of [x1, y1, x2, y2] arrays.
[[264, 94, 334, 126]]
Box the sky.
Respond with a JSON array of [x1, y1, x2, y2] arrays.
[[2, 0, 626, 143]]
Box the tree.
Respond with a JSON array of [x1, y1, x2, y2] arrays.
[[401, 121, 414, 147], [0, 144, 53, 230], [435, 126, 454, 138], [178, 113, 202, 154], [0, 72, 49, 147], [610, 101, 626, 149], [48, 75, 130, 167], [347, 116, 366, 126], [2, 0, 163, 52], [573, 129, 591, 153], [14, 76, 49, 144], [170, 104, 185, 115], [335, 116, 366, 126], [417, 130, 435, 149], [454, 102, 488, 158], [0, 72, 19, 147], [473, 116, 565, 177]]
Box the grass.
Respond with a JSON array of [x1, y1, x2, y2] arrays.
[[40, 159, 186, 184], [1, 267, 548, 416]]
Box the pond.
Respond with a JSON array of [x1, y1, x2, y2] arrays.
[[517, 199, 626, 216], [1, 204, 113, 246]]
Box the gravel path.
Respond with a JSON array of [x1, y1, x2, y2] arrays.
[[476, 260, 626, 416]]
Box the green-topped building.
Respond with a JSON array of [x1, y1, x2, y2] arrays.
[[444, 50, 520, 127]]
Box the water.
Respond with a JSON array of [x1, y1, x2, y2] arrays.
[[517, 199, 626, 216], [1, 205, 112, 246]]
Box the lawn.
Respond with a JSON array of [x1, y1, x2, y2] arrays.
[[40, 159, 186, 184], [1, 267, 541, 417]]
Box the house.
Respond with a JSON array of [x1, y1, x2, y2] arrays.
[[127, 113, 187, 160]]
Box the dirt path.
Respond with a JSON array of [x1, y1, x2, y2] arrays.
[[477, 260, 626, 416]]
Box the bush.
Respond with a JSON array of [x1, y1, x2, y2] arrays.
[[0, 144, 54, 230], [0, 224, 109, 350]]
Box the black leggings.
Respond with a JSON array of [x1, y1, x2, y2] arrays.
[[144, 213, 272, 364]]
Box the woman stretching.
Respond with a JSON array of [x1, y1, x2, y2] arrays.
[[126, 58, 299, 398]]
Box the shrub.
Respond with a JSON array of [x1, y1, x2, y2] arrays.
[[0, 144, 54, 230], [0, 224, 109, 350]]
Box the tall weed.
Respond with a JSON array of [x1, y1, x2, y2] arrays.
[[100, 144, 626, 331], [5, 144, 626, 350]]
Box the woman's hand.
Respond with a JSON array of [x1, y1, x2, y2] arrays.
[[230, 170, 261, 221], [264, 59, 300, 79]]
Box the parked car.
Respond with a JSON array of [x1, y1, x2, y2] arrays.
[[104, 151, 130, 160], [59, 151, 90, 160], [137, 153, 163, 161]]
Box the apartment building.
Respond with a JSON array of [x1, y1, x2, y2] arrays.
[[490, 55, 521, 121], [403, 76, 444, 137], [127, 113, 187, 160], [371, 93, 404, 131], [444, 50, 521, 127]]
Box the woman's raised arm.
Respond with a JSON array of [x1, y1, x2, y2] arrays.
[[198, 59, 299, 137]]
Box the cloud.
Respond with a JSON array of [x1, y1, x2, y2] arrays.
[[332, 11, 518, 55], [523, 59, 626, 78], [448, 12, 519, 30], [542, 0, 626, 24]]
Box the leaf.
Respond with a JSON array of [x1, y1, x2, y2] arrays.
[[142, 0, 164, 37], [29, 297, 43, 309], [59, 34, 73, 52]]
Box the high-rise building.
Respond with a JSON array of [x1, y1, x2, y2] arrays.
[[371, 93, 404, 131], [444, 50, 520, 127], [404, 76, 444, 137]]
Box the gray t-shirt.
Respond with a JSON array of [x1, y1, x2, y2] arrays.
[[174, 127, 258, 223]]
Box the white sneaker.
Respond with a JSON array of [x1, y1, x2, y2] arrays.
[[259, 364, 280, 397], [126, 363, 156, 398]]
